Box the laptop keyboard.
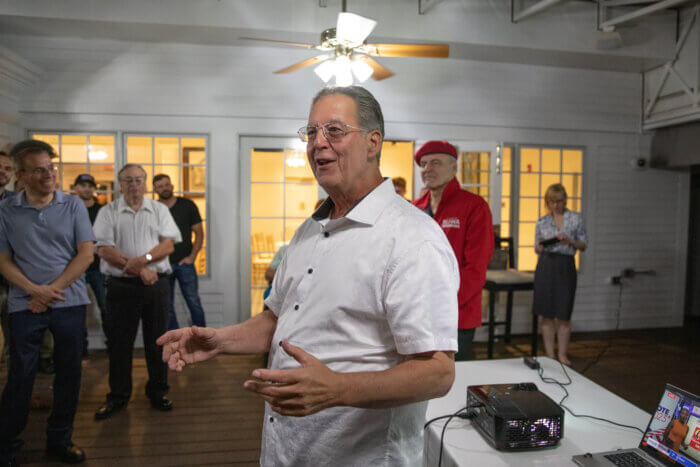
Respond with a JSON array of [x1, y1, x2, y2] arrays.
[[604, 452, 656, 467]]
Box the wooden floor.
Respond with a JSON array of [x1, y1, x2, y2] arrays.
[[1, 318, 698, 465]]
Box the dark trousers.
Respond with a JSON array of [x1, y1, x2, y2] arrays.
[[105, 276, 169, 404], [0, 306, 85, 461], [455, 328, 476, 361], [167, 263, 206, 330], [85, 269, 107, 346]]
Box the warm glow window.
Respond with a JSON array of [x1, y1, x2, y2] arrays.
[[125, 135, 208, 275]]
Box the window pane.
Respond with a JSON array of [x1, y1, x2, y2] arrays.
[[251, 183, 283, 217], [519, 198, 540, 221], [251, 256, 270, 288], [139, 165, 154, 195], [518, 222, 536, 247], [61, 163, 88, 191], [90, 163, 115, 192], [154, 137, 179, 164], [563, 150, 582, 173], [466, 170, 489, 186], [569, 197, 581, 212], [62, 135, 88, 163], [521, 147, 539, 173], [285, 218, 306, 243], [502, 172, 510, 197], [285, 184, 318, 218], [251, 218, 283, 251], [182, 138, 207, 164], [518, 248, 538, 271], [251, 150, 283, 183], [501, 198, 510, 222], [520, 173, 539, 197], [502, 146, 511, 172], [184, 166, 205, 193], [479, 152, 490, 169], [154, 165, 180, 192], [541, 149, 561, 173], [195, 247, 206, 275], [562, 174, 582, 199], [32, 134, 59, 155], [501, 221, 510, 237], [284, 149, 315, 182], [88, 135, 115, 163], [540, 174, 561, 196], [251, 288, 265, 317], [380, 141, 413, 201], [126, 136, 153, 164], [478, 186, 489, 198]]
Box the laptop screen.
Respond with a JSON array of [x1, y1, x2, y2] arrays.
[[638, 384, 700, 467]]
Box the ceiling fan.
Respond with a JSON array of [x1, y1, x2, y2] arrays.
[[240, 12, 449, 86]]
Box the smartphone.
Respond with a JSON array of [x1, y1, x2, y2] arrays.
[[539, 237, 559, 247]]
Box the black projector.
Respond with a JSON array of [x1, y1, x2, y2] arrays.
[[467, 383, 564, 450]]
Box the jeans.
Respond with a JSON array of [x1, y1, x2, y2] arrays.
[[85, 269, 107, 348], [168, 263, 206, 330], [105, 276, 169, 404], [0, 306, 85, 461]]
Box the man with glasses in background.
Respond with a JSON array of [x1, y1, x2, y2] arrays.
[[92, 164, 181, 420], [158, 87, 459, 465], [0, 140, 95, 465]]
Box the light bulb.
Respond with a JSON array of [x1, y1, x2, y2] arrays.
[[314, 60, 335, 83], [351, 58, 373, 83], [88, 150, 108, 161], [335, 55, 353, 87]]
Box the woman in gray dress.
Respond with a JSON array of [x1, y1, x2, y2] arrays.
[[533, 183, 586, 365]]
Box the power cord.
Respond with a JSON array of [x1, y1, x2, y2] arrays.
[[424, 404, 479, 467], [581, 280, 624, 375], [535, 358, 644, 433]]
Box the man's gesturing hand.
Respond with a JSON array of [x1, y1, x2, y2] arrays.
[[156, 325, 221, 371], [243, 340, 344, 417]]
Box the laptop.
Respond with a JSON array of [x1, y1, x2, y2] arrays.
[[572, 384, 700, 467]]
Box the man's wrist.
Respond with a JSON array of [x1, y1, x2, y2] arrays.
[[143, 253, 153, 263]]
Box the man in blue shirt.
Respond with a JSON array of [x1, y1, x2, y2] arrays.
[[0, 140, 95, 466], [0, 150, 14, 363]]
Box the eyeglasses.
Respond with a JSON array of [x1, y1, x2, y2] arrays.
[[298, 122, 367, 143], [31, 165, 56, 176], [119, 177, 145, 185]]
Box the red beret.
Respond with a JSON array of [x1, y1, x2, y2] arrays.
[[415, 140, 457, 165]]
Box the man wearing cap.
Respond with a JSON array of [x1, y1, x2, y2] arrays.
[[74, 174, 107, 352], [0, 139, 95, 465], [413, 141, 494, 361]]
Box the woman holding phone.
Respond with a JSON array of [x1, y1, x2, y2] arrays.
[[533, 183, 587, 365]]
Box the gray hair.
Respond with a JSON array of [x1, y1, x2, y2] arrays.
[[312, 86, 384, 163], [118, 163, 147, 180]]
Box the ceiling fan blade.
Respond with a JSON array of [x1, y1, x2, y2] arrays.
[[366, 43, 449, 58], [239, 37, 317, 49], [274, 55, 330, 74], [363, 56, 395, 81], [336, 12, 377, 46]]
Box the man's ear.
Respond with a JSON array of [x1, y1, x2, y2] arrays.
[[366, 130, 382, 161]]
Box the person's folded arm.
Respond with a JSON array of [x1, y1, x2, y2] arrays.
[[0, 251, 40, 295], [97, 245, 128, 269], [51, 241, 94, 290]]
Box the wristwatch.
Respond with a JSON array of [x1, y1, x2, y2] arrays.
[[144, 253, 153, 263]]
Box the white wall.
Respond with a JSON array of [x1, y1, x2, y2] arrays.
[[1, 34, 689, 345]]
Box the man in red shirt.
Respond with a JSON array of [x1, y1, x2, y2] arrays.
[[413, 141, 494, 360]]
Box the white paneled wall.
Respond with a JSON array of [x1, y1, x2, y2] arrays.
[[0, 34, 689, 347]]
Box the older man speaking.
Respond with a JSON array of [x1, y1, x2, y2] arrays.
[[158, 87, 459, 466]]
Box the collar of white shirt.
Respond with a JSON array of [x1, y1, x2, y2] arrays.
[[117, 195, 155, 214], [312, 178, 394, 227]]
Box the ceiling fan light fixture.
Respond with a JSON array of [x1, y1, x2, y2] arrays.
[[314, 60, 336, 83], [336, 12, 377, 46], [334, 55, 353, 87], [351, 57, 373, 83]]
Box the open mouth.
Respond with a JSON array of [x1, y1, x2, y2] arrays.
[[316, 159, 335, 167]]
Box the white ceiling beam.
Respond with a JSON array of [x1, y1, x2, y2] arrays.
[[512, 0, 568, 23], [600, 0, 658, 6], [601, 0, 692, 29]]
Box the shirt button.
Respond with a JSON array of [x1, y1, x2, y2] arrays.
[[324, 232, 329, 238], [294, 304, 299, 310], [308, 268, 313, 274]]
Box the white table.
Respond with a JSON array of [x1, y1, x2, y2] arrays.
[[424, 357, 651, 467]]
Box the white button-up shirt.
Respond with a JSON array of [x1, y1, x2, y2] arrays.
[[93, 195, 182, 277], [263, 178, 459, 466]]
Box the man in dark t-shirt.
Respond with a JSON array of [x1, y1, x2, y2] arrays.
[[153, 174, 206, 330], [74, 174, 107, 351]]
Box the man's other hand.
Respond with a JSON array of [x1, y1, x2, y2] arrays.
[[27, 297, 49, 313], [157, 325, 221, 371], [30, 284, 65, 308], [123, 256, 147, 276], [243, 340, 343, 417], [178, 255, 195, 265], [139, 267, 158, 285]]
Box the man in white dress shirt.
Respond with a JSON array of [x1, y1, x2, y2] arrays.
[[158, 87, 459, 466], [93, 164, 182, 420]]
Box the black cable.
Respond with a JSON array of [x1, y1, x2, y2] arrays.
[[424, 406, 472, 467], [581, 281, 624, 375], [536, 358, 644, 434]]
